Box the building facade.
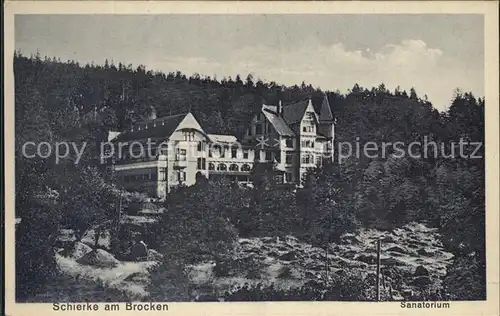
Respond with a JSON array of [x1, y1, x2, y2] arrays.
[[108, 95, 335, 198]]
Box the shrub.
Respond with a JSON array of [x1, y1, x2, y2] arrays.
[[147, 258, 192, 302], [16, 200, 61, 300]]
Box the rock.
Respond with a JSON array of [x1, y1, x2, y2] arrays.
[[130, 241, 148, 261], [147, 249, 163, 261], [306, 263, 325, 271], [386, 246, 407, 254], [76, 249, 120, 268], [70, 242, 93, 260], [81, 227, 112, 250], [381, 257, 405, 266], [268, 251, 280, 257], [279, 251, 297, 261], [341, 234, 362, 244], [124, 272, 149, 284], [277, 266, 293, 278], [261, 237, 274, 244], [414, 265, 429, 277], [402, 288, 414, 297], [410, 275, 432, 287], [305, 271, 315, 278], [417, 248, 435, 256], [355, 254, 376, 264], [382, 235, 396, 243]]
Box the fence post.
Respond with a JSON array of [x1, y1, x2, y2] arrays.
[[376, 238, 381, 302]]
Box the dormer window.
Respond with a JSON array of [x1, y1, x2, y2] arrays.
[[305, 112, 315, 121]]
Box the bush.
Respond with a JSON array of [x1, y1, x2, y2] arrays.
[[147, 258, 192, 301], [16, 201, 61, 299], [443, 255, 486, 300]]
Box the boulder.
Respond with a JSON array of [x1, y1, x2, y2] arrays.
[[70, 242, 93, 260], [124, 272, 150, 284], [81, 227, 112, 250], [381, 257, 404, 266], [417, 248, 435, 256], [410, 275, 432, 287], [279, 251, 297, 261], [268, 251, 280, 258], [382, 235, 396, 243], [130, 241, 148, 261], [386, 246, 407, 254], [147, 249, 163, 261], [414, 265, 429, 277], [76, 249, 120, 268], [277, 266, 293, 278], [355, 254, 377, 265], [305, 271, 315, 278]]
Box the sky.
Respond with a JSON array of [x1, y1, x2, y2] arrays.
[[15, 14, 484, 111]]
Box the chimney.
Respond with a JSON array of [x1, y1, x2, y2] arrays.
[[277, 100, 283, 116]]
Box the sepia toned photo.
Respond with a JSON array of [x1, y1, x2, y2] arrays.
[[3, 1, 499, 315]]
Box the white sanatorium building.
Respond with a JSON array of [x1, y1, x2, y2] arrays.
[[108, 95, 335, 198]]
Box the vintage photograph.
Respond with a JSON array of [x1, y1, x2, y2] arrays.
[[8, 9, 492, 308]]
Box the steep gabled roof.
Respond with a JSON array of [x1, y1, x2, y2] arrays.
[[262, 105, 295, 137], [319, 94, 334, 122], [114, 113, 188, 142], [282, 99, 309, 125]]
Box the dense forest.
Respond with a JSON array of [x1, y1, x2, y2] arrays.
[[14, 52, 485, 301]]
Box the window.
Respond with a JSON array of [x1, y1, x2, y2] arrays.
[[285, 172, 293, 183], [229, 164, 239, 171], [159, 168, 166, 181], [302, 125, 315, 133], [176, 149, 187, 161], [264, 122, 270, 133], [243, 150, 249, 159], [197, 158, 206, 170], [184, 131, 195, 141], [197, 141, 205, 152], [208, 163, 215, 171], [257, 113, 263, 121], [286, 153, 293, 164], [178, 171, 186, 182], [217, 163, 227, 171], [241, 164, 251, 171], [159, 146, 168, 155], [286, 138, 294, 148], [301, 140, 314, 148], [265, 151, 272, 161], [247, 128, 251, 136], [301, 154, 314, 164], [316, 155, 322, 166], [255, 124, 262, 135], [231, 148, 237, 158], [305, 112, 315, 121]]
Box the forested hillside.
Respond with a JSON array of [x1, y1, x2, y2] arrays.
[[14, 52, 485, 301]]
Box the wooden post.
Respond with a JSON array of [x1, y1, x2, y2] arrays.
[[325, 242, 329, 282], [376, 239, 381, 302]]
